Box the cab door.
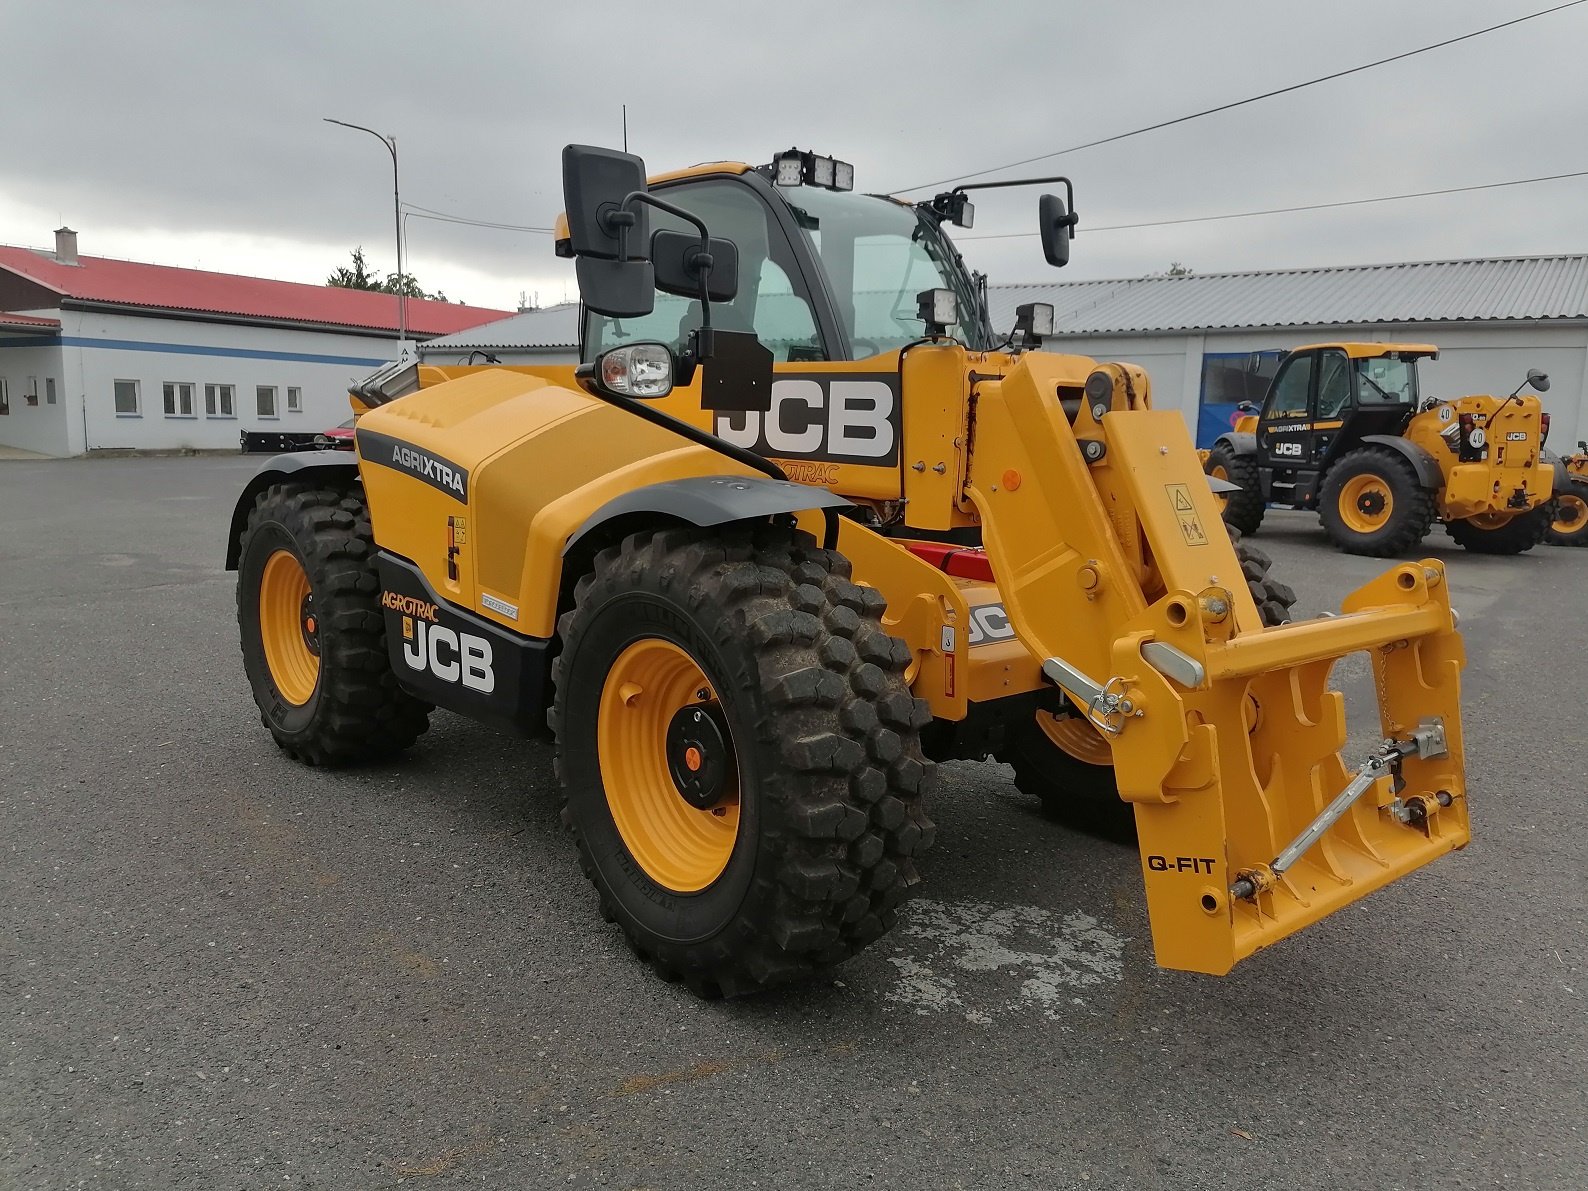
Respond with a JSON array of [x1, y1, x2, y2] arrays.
[[1258, 350, 1316, 467]]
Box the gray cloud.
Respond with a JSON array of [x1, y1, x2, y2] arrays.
[[5, 0, 1585, 308]]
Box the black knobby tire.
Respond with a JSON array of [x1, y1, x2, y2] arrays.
[[1003, 528, 1295, 841], [236, 482, 431, 765], [1546, 477, 1588, 547], [1446, 502, 1554, 555], [549, 524, 936, 997], [1207, 442, 1265, 536], [1317, 446, 1437, 557]]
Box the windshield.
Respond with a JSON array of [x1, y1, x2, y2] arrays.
[[1355, 356, 1418, 404], [774, 186, 988, 355]]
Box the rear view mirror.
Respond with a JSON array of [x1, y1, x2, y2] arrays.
[[652, 230, 739, 303], [563, 144, 655, 319], [1039, 192, 1077, 268], [1527, 368, 1550, 393]]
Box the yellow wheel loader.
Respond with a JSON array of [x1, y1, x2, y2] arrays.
[[1546, 441, 1588, 546], [226, 145, 1470, 996], [1206, 345, 1562, 556]]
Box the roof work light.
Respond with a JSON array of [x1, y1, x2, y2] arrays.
[[767, 149, 854, 190]]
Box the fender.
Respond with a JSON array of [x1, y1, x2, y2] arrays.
[[224, 451, 361, 570], [565, 475, 853, 555], [1540, 451, 1569, 495], [1359, 435, 1444, 490], [1215, 431, 1258, 456]]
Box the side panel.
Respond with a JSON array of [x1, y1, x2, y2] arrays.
[[376, 552, 551, 735]]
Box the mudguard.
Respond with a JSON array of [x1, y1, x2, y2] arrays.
[[1215, 431, 1257, 455], [1360, 434, 1443, 490], [565, 475, 852, 555], [224, 451, 360, 570]]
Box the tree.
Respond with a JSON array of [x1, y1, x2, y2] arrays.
[[1165, 262, 1194, 276], [326, 248, 453, 302], [326, 246, 382, 290]]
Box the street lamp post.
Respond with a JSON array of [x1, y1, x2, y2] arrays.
[[323, 117, 407, 352]]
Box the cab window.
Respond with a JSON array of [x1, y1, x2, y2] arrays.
[[1315, 350, 1351, 418], [583, 178, 824, 364], [1265, 354, 1314, 419]]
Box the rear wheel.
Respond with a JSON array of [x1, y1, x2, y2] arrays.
[[550, 524, 935, 997], [1317, 447, 1436, 556], [1446, 502, 1553, 554], [1206, 443, 1265, 536], [1545, 479, 1588, 546], [1003, 531, 1294, 841], [236, 483, 431, 764]]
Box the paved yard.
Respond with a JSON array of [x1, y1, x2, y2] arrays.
[[2, 455, 1584, 1189]]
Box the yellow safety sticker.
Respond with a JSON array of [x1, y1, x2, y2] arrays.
[[1166, 483, 1210, 546]]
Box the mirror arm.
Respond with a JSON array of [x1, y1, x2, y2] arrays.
[[574, 378, 786, 483], [619, 190, 721, 360]]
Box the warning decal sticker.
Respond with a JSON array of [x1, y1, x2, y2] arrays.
[[1165, 483, 1210, 547]]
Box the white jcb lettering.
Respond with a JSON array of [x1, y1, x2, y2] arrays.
[[828, 380, 894, 459], [713, 377, 897, 462], [461, 635, 495, 693], [765, 379, 824, 454], [427, 624, 460, 683], [402, 619, 496, 692]]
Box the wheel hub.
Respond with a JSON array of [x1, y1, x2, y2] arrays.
[[300, 591, 320, 657], [1355, 489, 1387, 517], [666, 702, 732, 810]]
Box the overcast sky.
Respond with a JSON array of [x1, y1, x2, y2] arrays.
[[5, 0, 1586, 313]]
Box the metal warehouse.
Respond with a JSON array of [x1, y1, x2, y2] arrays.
[[991, 254, 1588, 450]]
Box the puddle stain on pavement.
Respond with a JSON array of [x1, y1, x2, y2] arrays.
[[884, 898, 1126, 1020]]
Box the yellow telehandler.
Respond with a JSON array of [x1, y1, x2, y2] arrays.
[[1205, 345, 1561, 556], [226, 146, 1469, 996], [1546, 440, 1588, 546]]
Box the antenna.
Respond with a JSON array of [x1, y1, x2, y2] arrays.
[[622, 105, 628, 152]]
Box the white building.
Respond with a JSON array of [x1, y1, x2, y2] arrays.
[[0, 228, 508, 456], [989, 254, 1588, 449]]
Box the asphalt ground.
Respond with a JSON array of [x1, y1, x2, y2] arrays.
[[2, 455, 1584, 1190]]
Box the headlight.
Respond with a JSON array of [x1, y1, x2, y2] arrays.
[[597, 343, 675, 398]]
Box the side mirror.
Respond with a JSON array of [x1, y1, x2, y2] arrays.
[[1527, 368, 1550, 393], [562, 144, 655, 319], [1237, 401, 1259, 415], [652, 230, 739, 303], [585, 342, 675, 400], [1038, 191, 1077, 268]]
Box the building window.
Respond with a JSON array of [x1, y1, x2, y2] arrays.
[[0, 378, 9, 416], [204, 383, 236, 418], [162, 381, 195, 418], [256, 385, 278, 418], [45, 378, 57, 405], [25, 376, 39, 407], [286, 386, 303, 413], [115, 379, 142, 417]]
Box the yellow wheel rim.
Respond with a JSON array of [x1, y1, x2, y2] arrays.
[[1209, 463, 1230, 512], [1339, 474, 1394, 533], [597, 639, 740, 893], [1465, 511, 1514, 531], [1033, 710, 1113, 767], [1552, 494, 1586, 534], [259, 549, 319, 706]]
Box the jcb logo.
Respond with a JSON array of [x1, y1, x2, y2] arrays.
[[715, 376, 899, 466], [1273, 441, 1304, 457], [402, 619, 495, 693], [966, 603, 1016, 647]]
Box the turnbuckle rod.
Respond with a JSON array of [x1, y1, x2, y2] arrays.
[[1231, 720, 1446, 901]]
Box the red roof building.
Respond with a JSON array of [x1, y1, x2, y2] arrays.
[[0, 228, 511, 456]]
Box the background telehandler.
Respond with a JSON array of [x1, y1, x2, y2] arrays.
[[1546, 440, 1588, 546], [227, 145, 1469, 996], [1205, 344, 1562, 556]]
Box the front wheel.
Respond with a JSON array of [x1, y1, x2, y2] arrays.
[[1545, 479, 1588, 546], [236, 483, 431, 764], [1206, 443, 1265, 536], [1317, 447, 1436, 557], [1446, 502, 1554, 554], [550, 525, 935, 997], [1004, 531, 1295, 840]]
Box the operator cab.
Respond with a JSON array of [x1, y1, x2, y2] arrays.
[[1255, 343, 1434, 507]]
